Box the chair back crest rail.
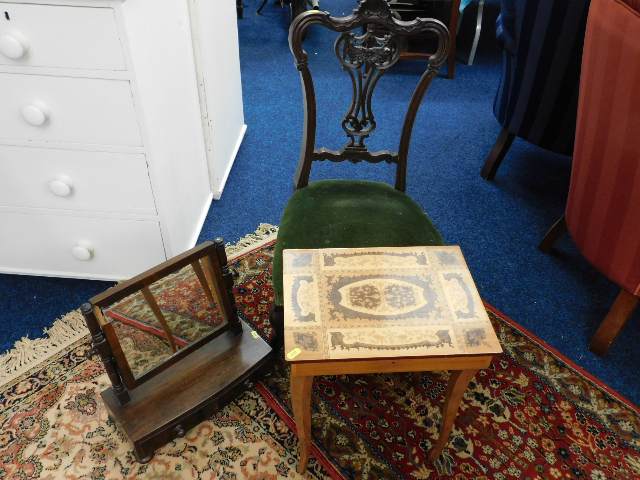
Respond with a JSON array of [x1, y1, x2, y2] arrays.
[[289, 0, 449, 191]]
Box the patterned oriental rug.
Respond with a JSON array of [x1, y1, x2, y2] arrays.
[[1, 226, 639, 479]]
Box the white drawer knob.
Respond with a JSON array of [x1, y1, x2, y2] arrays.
[[71, 243, 94, 261], [0, 33, 28, 60], [21, 102, 49, 127], [48, 176, 73, 197]]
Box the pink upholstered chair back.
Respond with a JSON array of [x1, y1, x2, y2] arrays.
[[565, 0, 640, 296]]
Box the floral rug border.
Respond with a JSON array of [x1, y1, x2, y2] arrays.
[[483, 302, 639, 416]]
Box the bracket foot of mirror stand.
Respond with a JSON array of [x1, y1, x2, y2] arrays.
[[100, 319, 273, 463]]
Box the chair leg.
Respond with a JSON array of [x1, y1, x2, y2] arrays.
[[481, 128, 515, 180], [256, 0, 268, 15], [269, 305, 284, 349], [447, 0, 461, 79], [539, 216, 567, 253], [590, 290, 639, 356]]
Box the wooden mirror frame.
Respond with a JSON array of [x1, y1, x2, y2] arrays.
[[85, 239, 238, 391]]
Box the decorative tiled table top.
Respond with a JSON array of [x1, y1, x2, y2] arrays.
[[283, 246, 502, 361]]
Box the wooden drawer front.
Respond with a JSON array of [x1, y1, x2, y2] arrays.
[[0, 3, 125, 70], [0, 212, 166, 279], [0, 73, 142, 146], [0, 146, 156, 214]]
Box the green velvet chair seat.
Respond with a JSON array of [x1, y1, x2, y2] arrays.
[[272, 179, 444, 305]]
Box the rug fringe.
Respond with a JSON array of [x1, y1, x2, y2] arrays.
[[0, 310, 89, 388], [224, 223, 278, 257], [0, 224, 279, 389]]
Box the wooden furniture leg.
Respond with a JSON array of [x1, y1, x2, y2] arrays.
[[590, 289, 639, 356], [256, 0, 268, 15], [428, 369, 477, 461], [481, 128, 515, 180], [538, 216, 567, 253], [290, 373, 314, 474], [448, 0, 462, 79], [270, 305, 285, 349]]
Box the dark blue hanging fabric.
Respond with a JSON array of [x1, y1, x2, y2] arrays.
[[493, 0, 590, 156]]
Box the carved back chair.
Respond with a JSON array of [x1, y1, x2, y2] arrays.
[[271, 0, 450, 342]]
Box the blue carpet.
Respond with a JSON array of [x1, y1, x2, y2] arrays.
[[0, 0, 637, 406]]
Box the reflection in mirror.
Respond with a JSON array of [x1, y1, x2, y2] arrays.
[[102, 257, 228, 380]]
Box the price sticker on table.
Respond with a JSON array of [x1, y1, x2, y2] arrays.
[[286, 347, 301, 360]]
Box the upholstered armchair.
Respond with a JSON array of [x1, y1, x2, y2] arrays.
[[480, 0, 591, 180], [539, 0, 640, 355]]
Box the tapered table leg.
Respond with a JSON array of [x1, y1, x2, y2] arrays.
[[291, 373, 314, 474], [429, 369, 478, 462]]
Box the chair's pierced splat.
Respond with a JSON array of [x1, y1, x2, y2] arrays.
[[289, 0, 449, 190], [335, 30, 400, 151]]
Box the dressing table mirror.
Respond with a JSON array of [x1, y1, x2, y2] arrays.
[[80, 239, 273, 462]]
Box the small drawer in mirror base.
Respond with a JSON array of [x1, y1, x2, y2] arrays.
[[99, 321, 273, 463]]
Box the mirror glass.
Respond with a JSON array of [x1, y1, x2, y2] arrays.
[[102, 256, 228, 380]]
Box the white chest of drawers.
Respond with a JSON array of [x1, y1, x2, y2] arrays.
[[0, 0, 246, 280]]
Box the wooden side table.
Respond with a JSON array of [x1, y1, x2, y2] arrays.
[[282, 246, 502, 473]]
